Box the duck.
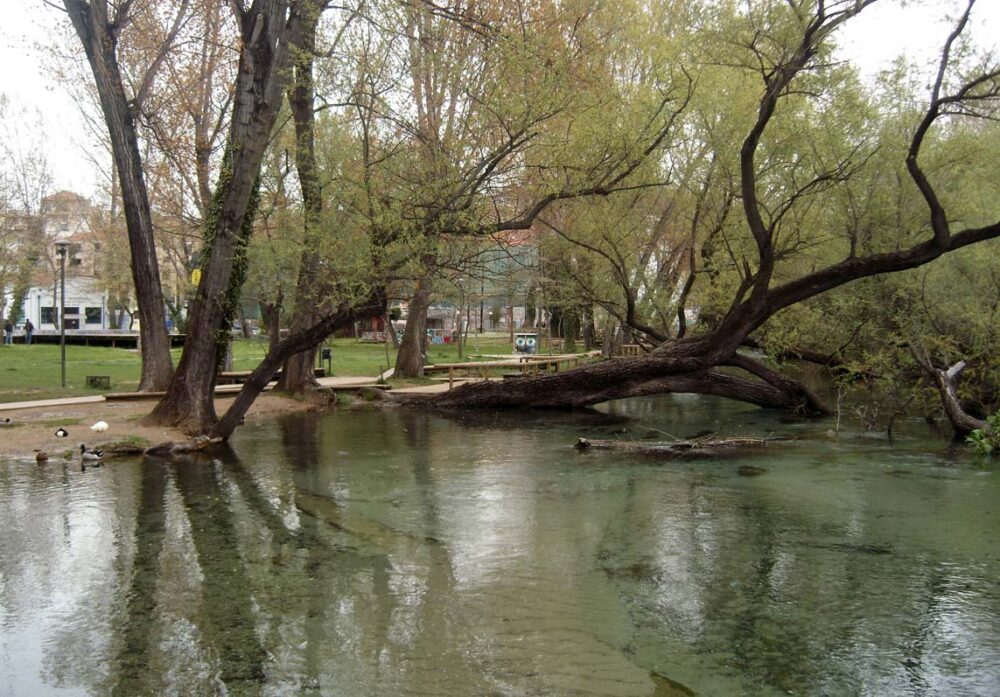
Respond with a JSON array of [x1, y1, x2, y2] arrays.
[[90, 421, 109, 433], [36, 451, 48, 463], [0, 417, 13, 426], [55, 427, 69, 438], [80, 444, 104, 462]]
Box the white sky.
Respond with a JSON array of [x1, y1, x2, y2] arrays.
[[1, 0, 998, 200], [0, 0, 95, 195]]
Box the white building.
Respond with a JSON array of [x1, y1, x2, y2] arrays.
[[22, 275, 113, 332], [14, 191, 116, 333]]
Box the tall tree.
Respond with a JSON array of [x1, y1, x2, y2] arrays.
[[340, 0, 689, 376], [62, 0, 182, 390], [276, 12, 326, 394]]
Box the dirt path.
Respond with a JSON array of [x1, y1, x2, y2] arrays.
[[0, 393, 317, 461]]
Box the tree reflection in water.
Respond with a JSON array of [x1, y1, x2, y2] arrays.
[[1, 398, 998, 695]]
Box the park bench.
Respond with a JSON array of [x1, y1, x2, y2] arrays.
[[424, 353, 595, 388], [216, 367, 328, 385]]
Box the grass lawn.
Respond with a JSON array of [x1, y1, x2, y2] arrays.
[[0, 332, 564, 403]]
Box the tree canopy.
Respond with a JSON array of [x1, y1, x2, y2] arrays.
[[40, 0, 1000, 438]]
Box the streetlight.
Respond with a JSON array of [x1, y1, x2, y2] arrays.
[[479, 275, 484, 333], [54, 240, 69, 388], [456, 277, 465, 359]]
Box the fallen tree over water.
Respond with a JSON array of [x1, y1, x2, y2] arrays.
[[429, 2, 1000, 426], [430, 349, 830, 414]]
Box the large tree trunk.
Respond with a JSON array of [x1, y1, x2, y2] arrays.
[[146, 144, 262, 433], [64, 0, 174, 390], [147, 1, 323, 435], [428, 336, 829, 415], [395, 279, 432, 378], [388, 314, 401, 348], [277, 16, 322, 395]]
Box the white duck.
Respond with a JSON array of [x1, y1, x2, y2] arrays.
[[90, 421, 110, 433]]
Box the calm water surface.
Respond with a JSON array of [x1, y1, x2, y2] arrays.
[[1, 396, 999, 696]]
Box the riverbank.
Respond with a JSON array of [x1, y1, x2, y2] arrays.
[[0, 392, 319, 461]]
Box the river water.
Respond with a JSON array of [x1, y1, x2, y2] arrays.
[[1, 396, 998, 696]]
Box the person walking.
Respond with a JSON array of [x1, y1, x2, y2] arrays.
[[23, 319, 33, 345], [3, 320, 12, 345]]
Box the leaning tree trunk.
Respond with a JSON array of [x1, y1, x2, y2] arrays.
[[930, 361, 987, 436], [64, 0, 174, 390], [395, 279, 432, 378], [911, 346, 988, 437], [388, 314, 401, 348], [211, 291, 385, 439]]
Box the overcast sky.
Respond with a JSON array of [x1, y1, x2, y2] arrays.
[[1, 0, 998, 201]]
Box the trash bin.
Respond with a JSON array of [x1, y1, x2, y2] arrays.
[[319, 346, 333, 375], [514, 333, 537, 354]]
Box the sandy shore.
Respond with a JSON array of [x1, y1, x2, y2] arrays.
[[0, 393, 319, 461]]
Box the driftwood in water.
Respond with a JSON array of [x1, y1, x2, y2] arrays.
[[575, 435, 778, 458], [910, 345, 988, 437]]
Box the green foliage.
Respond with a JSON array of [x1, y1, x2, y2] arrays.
[[76, 0, 998, 424], [967, 414, 1000, 455]]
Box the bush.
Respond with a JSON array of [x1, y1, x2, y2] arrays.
[[966, 413, 1000, 455]]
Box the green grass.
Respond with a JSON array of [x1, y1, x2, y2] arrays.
[[0, 332, 560, 403], [0, 344, 146, 403]]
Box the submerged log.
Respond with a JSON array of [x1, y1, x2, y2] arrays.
[[575, 435, 779, 458], [144, 435, 225, 458]]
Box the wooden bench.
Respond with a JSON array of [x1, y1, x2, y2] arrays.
[[217, 367, 328, 384], [424, 353, 593, 388]]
